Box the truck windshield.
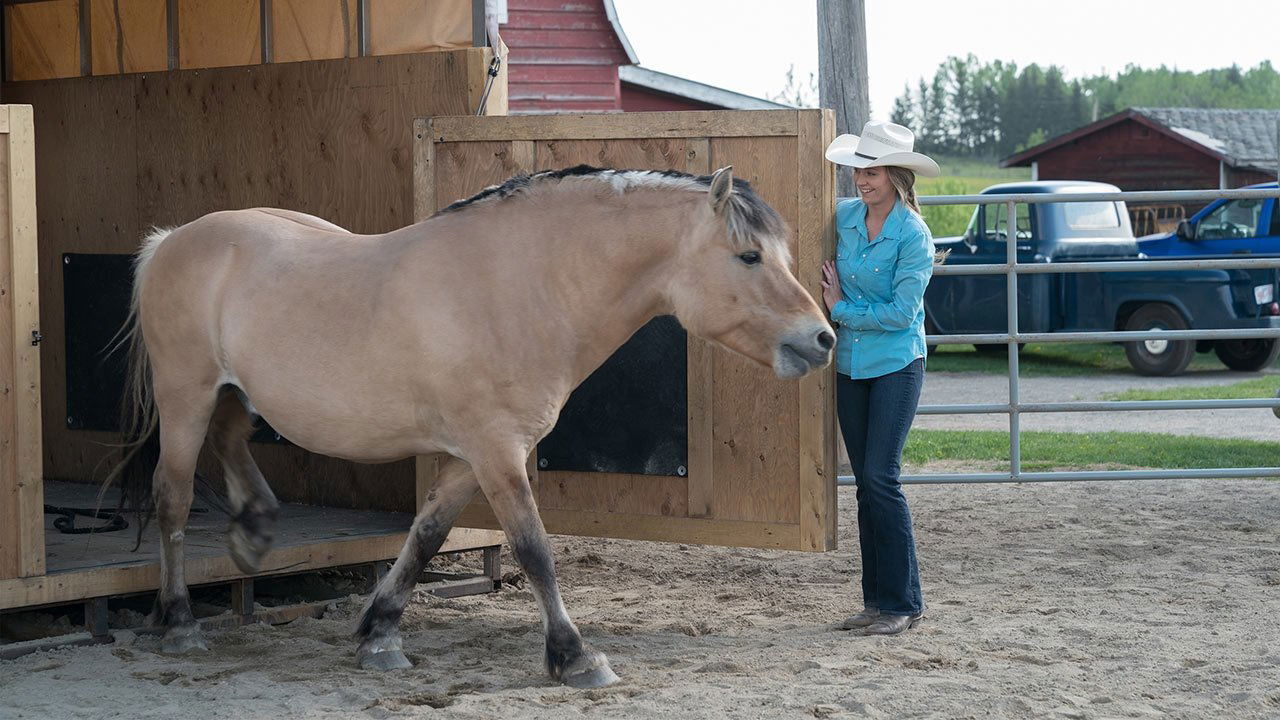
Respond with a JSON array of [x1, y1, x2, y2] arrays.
[[1063, 202, 1120, 230], [1048, 200, 1130, 238]]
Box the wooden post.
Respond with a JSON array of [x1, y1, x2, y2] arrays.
[[0, 105, 43, 580], [817, 0, 869, 199]]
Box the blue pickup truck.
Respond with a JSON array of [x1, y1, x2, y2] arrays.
[[1138, 182, 1280, 256], [924, 181, 1280, 375]]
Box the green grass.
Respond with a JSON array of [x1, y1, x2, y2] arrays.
[[1102, 374, 1280, 401], [926, 342, 1234, 376], [904, 429, 1280, 472]]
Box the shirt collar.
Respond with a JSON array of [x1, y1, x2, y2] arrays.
[[840, 199, 910, 244]]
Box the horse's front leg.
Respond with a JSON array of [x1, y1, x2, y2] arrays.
[[473, 448, 619, 689], [355, 455, 479, 670]]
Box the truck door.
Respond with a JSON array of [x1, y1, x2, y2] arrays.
[[1193, 198, 1268, 254], [926, 200, 1039, 334]]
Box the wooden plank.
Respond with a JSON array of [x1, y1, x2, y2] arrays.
[[684, 138, 714, 518], [430, 110, 801, 143], [456, 505, 801, 551], [796, 110, 838, 551], [469, 44, 509, 117], [707, 135, 800, 526], [0, 106, 43, 580], [413, 117, 436, 222], [538, 472, 687, 518], [533, 136, 695, 171], [0, 526, 501, 611]]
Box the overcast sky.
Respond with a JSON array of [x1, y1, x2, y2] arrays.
[[611, 0, 1278, 120]]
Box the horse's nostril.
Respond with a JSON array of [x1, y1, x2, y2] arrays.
[[816, 330, 835, 351]]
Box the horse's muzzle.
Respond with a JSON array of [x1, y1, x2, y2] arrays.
[[774, 325, 835, 379]]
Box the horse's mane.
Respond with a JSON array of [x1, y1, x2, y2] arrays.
[[434, 165, 786, 254]]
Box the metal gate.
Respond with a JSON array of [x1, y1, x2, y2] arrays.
[[837, 187, 1280, 486]]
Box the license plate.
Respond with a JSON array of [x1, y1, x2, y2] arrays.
[[1255, 284, 1275, 304]]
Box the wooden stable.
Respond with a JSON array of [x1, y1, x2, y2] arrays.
[[415, 109, 840, 552], [0, 45, 509, 621]]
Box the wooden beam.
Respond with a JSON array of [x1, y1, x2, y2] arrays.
[[796, 109, 838, 552], [0, 526, 503, 611], [817, 0, 868, 198], [685, 137, 713, 518], [430, 110, 801, 143], [0, 105, 43, 580]]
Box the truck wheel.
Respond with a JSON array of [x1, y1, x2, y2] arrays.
[[1123, 304, 1194, 376], [1214, 339, 1280, 372]]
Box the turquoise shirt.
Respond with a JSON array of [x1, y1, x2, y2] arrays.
[[831, 197, 935, 379]]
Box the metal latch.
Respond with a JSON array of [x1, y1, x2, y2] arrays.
[[31, 330, 43, 346]]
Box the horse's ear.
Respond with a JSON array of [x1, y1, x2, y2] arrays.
[[709, 166, 734, 215]]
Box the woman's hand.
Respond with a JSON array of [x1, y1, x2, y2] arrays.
[[820, 260, 843, 313]]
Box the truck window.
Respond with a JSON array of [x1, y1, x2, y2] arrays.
[[1063, 202, 1121, 229], [1198, 199, 1262, 240], [984, 202, 1031, 242], [1271, 201, 1280, 237]]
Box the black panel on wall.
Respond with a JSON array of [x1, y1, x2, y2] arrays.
[[536, 315, 688, 477]]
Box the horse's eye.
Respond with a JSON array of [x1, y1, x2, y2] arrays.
[[738, 251, 761, 266]]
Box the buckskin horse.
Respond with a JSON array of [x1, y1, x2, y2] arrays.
[[112, 165, 834, 688]]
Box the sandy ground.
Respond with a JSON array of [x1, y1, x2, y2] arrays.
[[4, 477, 1279, 719], [914, 371, 1280, 440]]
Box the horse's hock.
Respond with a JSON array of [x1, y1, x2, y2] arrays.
[[415, 109, 840, 553]]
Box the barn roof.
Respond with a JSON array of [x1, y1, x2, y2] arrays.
[[618, 66, 793, 110], [1003, 107, 1280, 173]]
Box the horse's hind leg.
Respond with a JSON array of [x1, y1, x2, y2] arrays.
[[355, 455, 479, 670], [470, 444, 618, 688], [151, 388, 218, 653], [208, 389, 279, 574]]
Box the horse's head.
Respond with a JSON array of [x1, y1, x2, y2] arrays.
[[667, 167, 834, 379]]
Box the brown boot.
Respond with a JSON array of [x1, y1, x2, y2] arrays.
[[863, 612, 923, 636], [839, 607, 880, 630]]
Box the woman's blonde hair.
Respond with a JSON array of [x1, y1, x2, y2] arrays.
[[881, 166, 947, 263]]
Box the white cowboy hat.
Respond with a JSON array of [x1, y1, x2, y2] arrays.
[[825, 121, 941, 177]]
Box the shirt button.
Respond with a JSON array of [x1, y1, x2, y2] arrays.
[[857, 295, 862, 299], [854, 338, 860, 343], [874, 268, 880, 272]]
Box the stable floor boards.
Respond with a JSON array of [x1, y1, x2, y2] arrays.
[[42, 480, 416, 575]]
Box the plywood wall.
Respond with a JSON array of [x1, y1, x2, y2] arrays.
[[3, 48, 495, 513], [416, 111, 839, 551]]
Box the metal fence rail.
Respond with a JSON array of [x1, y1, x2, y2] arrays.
[[833, 187, 1280, 487]]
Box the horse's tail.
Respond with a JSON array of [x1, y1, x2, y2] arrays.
[[99, 226, 174, 550]]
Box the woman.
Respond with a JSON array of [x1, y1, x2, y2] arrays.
[[819, 121, 940, 636]]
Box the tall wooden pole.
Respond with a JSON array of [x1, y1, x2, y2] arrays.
[[818, 0, 869, 198]]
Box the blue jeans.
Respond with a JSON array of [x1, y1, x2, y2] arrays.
[[836, 358, 925, 616]]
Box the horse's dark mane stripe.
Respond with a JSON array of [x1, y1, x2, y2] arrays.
[[436, 164, 760, 215]]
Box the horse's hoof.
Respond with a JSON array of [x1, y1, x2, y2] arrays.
[[161, 626, 208, 654], [559, 649, 619, 689], [563, 663, 620, 689], [229, 525, 270, 575], [359, 649, 413, 671]]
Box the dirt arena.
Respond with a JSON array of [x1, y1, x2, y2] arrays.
[[3, 475, 1278, 719]]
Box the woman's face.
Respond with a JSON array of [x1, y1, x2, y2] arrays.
[[854, 166, 893, 206]]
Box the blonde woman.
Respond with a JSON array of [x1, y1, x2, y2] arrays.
[[820, 121, 940, 636]]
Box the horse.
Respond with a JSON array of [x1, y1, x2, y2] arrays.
[[113, 164, 834, 688]]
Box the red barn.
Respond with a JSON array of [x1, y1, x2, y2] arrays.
[[500, 0, 787, 114], [1002, 108, 1278, 190], [1002, 108, 1279, 232]]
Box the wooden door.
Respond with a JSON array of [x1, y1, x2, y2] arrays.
[[414, 110, 837, 551]]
